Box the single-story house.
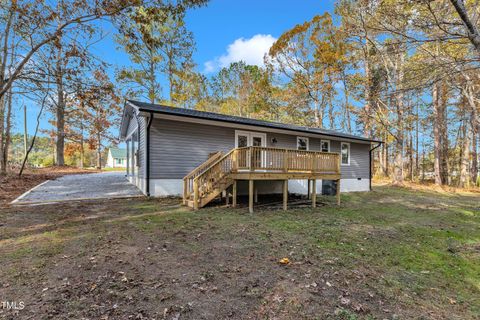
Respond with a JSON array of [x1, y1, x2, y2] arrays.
[[119, 100, 381, 210], [106, 147, 127, 168]]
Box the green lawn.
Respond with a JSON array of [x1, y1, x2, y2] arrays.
[[1, 185, 479, 319], [101, 167, 126, 172]]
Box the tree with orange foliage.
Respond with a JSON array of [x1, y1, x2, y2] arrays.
[[72, 70, 121, 169]]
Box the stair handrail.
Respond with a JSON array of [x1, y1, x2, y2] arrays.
[[192, 148, 238, 209], [183, 151, 223, 202]]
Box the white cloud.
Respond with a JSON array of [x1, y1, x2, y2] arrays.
[[204, 34, 277, 73]]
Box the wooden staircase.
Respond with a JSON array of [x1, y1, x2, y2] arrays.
[[183, 150, 235, 209]]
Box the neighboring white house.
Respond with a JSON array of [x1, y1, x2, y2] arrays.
[[106, 148, 127, 168]]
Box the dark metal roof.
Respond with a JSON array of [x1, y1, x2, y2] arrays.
[[126, 100, 381, 143]]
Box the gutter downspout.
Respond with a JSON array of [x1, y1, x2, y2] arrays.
[[369, 142, 382, 191], [146, 112, 154, 196]]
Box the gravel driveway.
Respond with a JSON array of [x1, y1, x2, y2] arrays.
[[13, 172, 143, 204]]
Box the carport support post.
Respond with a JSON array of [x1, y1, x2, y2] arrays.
[[312, 179, 317, 208], [336, 179, 341, 205], [249, 179, 254, 213], [232, 180, 237, 208], [283, 180, 288, 211]]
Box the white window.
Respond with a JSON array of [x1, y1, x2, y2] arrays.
[[341, 142, 350, 165], [320, 140, 330, 152], [297, 137, 309, 151]]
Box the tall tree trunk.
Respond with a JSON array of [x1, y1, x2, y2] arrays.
[[1, 88, 13, 171], [148, 46, 156, 104], [328, 96, 334, 129], [392, 42, 405, 184], [168, 46, 175, 103], [80, 121, 84, 168], [463, 84, 479, 185], [384, 131, 389, 177], [415, 103, 419, 176], [0, 95, 5, 174], [341, 70, 352, 133], [96, 132, 102, 169], [379, 132, 387, 176], [393, 136, 404, 184], [439, 82, 450, 184], [471, 117, 478, 184], [421, 138, 426, 181], [149, 59, 155, 104], [409, 133, 414, 181], [55, 41, 65, 166], [363, 38, 372, 137], [459, 120, 471, 188], [432, 82, 444, 185], [313, 99, 321, 128], [0, 4, 13, 175]]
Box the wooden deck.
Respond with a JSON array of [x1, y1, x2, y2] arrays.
[[183, 146, 341, 212]]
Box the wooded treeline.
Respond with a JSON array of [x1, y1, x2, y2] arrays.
[[0, 0, 479, 186], [178, 0, 480, 187], [0, 0, 206, 172]]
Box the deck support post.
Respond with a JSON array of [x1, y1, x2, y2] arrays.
[[249, 180, 254, 213], [232, 180, 237, 208], [183, 179, 188, 205], [336, 179, 341, 205], [312, 179, 317, 208], [226, 188, 229, 206], [283, 180, 288, 211], [307, 179, 311, 199], [254, 185, 258, 203], [193, 180, 199, 210]]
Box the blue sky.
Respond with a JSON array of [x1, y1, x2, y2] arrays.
[[14, 0, 335, 140]]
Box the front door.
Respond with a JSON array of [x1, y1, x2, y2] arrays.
[[235, 130, 266, 148], [251, 133, 265, 168], [235, 130, 266, 169]]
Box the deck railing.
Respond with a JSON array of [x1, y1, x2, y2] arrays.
[[234, 146, 340, 174]]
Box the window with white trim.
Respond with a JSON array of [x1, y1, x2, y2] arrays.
[[320, 140, 330, 152], [341, 142, 350, 165], [297, 137, 309, 151]]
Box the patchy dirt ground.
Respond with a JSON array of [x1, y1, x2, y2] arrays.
[[0, 167, 100, 206], [0, 186, 479, 319]]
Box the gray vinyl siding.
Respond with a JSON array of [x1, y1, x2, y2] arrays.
[[148, 118, 370, 180], [137, 117, 146, 178], [149, 119, 234, 179], [330, 141, 370, 179]]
